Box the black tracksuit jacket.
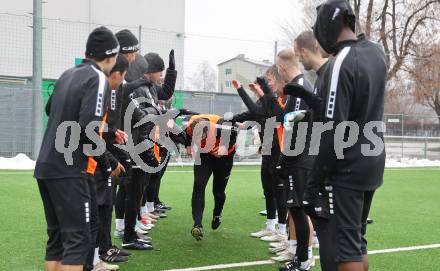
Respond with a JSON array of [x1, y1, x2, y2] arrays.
[[308, 34, 387, 191]]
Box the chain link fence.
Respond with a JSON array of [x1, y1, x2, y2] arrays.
[[384, 114, 440, 160], [0, 13, 439, 162]]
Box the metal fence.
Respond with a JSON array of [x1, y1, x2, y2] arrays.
[[1, 76, 439, 161], [383, 114, 440, 160], [0, 81, 34, 158], [0, 12, 439, 162]]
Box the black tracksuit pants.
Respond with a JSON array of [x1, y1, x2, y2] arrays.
[[114, 177, 126, 220], [261, 154, 287, 224], [96, 175, 116, 255], [192, 153, 234, 227], [280, 166, 310, 263], [142, 154, 169, 207], [85, 176, 99, 271], [123, 168, 149, 242]]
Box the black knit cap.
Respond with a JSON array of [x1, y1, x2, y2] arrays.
[[115, 29, 139, 53], [144, 53, 165, 73], [86, 26, 119, 58]]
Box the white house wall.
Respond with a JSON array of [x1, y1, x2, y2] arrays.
[[218, 59, 270, 94], [0, 0, 185, 90]]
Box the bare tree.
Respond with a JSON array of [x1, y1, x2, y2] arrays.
[[283, 0, 439, 114], [189, 61, 217, 92], [280, 0, 323, 43], [285, 0, 439, 81], [384, 78, 418, 115], [411, 44, 440, 121], [376, 0, 439, 81]]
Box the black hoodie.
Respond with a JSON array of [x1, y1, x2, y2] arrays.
[[309, 34, 387, 191]]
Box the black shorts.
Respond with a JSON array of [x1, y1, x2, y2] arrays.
[[37, 177, 92, 265], [279, 167, 308, 208], [315, 186, 374, 263]]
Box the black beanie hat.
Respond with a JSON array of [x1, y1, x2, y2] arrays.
[[115, 29, 139, 53], [144, 53, 165, 73], [125, 53, 149, 82], [86, 26, 119, 58]]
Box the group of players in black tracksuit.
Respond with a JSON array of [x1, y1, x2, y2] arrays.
[[35, 25, 193, 271], [34, 1, 387, 271], [235, 1, 386, 271]]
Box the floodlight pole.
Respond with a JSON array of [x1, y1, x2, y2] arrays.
[[32, 0, 43, 159]]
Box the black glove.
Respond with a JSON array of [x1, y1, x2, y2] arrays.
[[169, 129, 188, 146], [160, 108, 179, 116], [169, 49, 175, 70], [284, 83, 323, 112], [179, 108, 199, 116], [256, 76, 272, 95], [161, 108, 199, 118], [283, 82, 309, 98]]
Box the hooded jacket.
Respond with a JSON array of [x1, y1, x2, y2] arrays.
[[309, 34, 387, 191]]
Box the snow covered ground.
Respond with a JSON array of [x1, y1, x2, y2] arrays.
[[0, 154, 36, 170], [1, 154, 440, 170], [385, 158, 440, 168]]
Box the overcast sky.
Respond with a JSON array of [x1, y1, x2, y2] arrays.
[[184, 0, 303, 84]]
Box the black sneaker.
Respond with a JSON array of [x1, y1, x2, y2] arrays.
[[259, 209, 267, 216], [100, 248, 129, 263], [152, 210, 167, 218], [155, 204, 167, 212], [137, 233, 153, 243], [110, 245, 131, 257], [367, 217, 374, 224], [279, 259, 311, 271], [156, 202, 172, 211], [122, 239, 153, 250], [191, 225, 204, 241], [211, 216, 222, 230]]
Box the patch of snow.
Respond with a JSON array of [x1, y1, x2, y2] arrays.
[[386, 158, 440, 168], [0, 154, 36, 170], [1, 154, 440, 170]]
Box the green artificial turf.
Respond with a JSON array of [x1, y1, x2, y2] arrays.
[[0, 167, 439, 271]]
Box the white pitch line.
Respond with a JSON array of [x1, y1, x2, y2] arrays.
[[166, 170, 260, 173], [0, 171, 33, 175], [164, 260, 274, 271], [368, 243, 440, 255], [164, 244, 440, 271]]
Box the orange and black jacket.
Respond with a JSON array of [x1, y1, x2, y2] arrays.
[[184, 114, 238, 157]]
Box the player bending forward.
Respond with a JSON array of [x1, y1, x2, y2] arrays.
[[183, 114, 240, 241]]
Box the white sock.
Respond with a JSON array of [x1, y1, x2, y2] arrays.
[[288, 240, 297, 253], [140, 206, 148, 217], [147, 202, 155, 213], [277, 223, 286, 235], [115, 219, 124, 231], [301, 260, 310, 268], [308, 246, 313, 259], [93, 247, 100, 266], [266, 219, 277, 231]]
